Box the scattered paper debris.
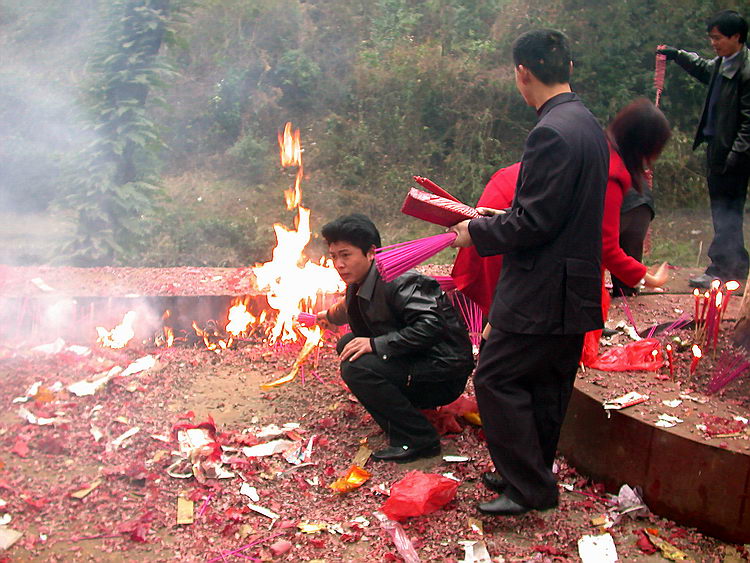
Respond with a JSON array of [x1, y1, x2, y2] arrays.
[[662, 399, 682, 408], [0, 527, 23, 550], [578, 533, 618, 562], [459, 539, 492, 563], [30, 277, 54, 292], [177, 496, 194, 525], [643, 529, 687, 560], [603, 391, 648, 411], [239, 483, 260, 502], [111, 426, 140, 448], [655, 414, 684, 428], [242, 439, 295, 457], [247, 503, 279, 520], [442, 455, 470, 462], [70, 479, 103, 500]]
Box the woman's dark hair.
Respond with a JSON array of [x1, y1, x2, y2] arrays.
[[607, 98, 671, 192], [321, 213, 381, 255], [707, 10, 748, 44], [512, 29, 572, 85]]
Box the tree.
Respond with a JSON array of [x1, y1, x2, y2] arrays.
[[59, 0, 187, 265]]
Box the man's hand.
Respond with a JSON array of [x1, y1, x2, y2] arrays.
[[644, 261, 669, 288], [656, 46, 679, 61], [723, 151, 744, 174], [449, 219, 474, 247], [339, 336, 373, 362], [315, 310, 333, 330], [476, 207, 507, 217]]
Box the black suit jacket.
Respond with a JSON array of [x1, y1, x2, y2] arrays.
[[468, 92, 608, 335]]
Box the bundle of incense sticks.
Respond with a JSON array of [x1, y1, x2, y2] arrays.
[[375, 232, 458, 283], [693, 280, 740, 352], [448, 290, 483, 353], [707, 352, 750, 394], [433, 275, 457, 292], [296, 312, 317, 327], [401, 187, 481, 227], [413, 176, 461, 202], [654, 45, 667, 107]]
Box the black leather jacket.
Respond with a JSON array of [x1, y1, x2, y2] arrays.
[[675, 46, 750, 169], [327, 264, 474, 382]]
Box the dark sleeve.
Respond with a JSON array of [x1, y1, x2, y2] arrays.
[[371, 276, 445, 358], [732, 72, 750, 156], [468, 125, 576, 256], [675, 50, 715, 84]]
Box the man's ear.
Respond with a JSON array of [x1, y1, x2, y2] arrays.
[[516, 64, 530, 83], [366, 246, 376, 261]]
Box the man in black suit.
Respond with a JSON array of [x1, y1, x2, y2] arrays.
[[451, 29, 608, 515]]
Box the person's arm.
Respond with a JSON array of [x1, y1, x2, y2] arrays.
[[728, 71, 750, 167], [371, 276, 445, 359], [673, 49, 715, 84], [468, 126, 576, 256], [602, 177, 648, 287], [318, 299, 347, 325]]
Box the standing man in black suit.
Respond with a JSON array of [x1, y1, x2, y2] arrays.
[[658, 11, 750, 289], [450, 29, 608, 515]]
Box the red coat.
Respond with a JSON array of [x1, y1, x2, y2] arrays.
[[451, 147, 648, 316]]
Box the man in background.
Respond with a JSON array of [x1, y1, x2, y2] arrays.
[[659, 10, 750, 289]]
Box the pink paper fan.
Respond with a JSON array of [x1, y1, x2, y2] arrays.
[[375, 232, 457, 283], [401, 188, 480, 227]]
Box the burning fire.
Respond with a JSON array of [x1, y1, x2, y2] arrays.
[[253, 122, 345, 344], [97, 311, 137, 349]]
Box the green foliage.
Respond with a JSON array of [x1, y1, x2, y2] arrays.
[[58, 0, 190, 265]]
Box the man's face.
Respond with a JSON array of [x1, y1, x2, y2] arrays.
[[708, 27, 742, 57], [328, 241, 374, 285]]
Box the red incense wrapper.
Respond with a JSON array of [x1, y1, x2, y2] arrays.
[[401, 187, 480, 227], [413, 176, 461, 202]]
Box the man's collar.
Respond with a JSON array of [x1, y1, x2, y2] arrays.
[[352, 261, 379, 301], [536, 91, 578, 117], [720, 45, 747, 79]]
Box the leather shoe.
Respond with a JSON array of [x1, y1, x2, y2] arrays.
[[689, 273, 719, 289], [372, 442, 441, 463], [477, 494, 558, 516], [480, 471, 507, 492]]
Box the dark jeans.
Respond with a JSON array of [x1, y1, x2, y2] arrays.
[[611, 204, 653, 297], [705, 143, 750, 281], [336, 332, 469, 448], [474, 328, 583, 508]]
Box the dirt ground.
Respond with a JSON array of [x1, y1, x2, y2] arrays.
[[0, 275, 748, 562]]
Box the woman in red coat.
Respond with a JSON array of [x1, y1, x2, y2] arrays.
[[452, 98, 671, 363]]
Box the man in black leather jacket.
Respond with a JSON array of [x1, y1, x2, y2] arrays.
[[316, 214, 474, 462], [659, 10, 750, 288]]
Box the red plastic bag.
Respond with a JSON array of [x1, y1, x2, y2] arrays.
[[381, 470, 459, 521], [589, 338, 664, 372]]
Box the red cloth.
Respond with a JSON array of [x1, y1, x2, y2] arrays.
[[450, 163, 518, 316], [452, 150, 649, 364]]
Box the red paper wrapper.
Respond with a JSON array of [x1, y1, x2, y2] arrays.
[[401, 187, 480, 227]]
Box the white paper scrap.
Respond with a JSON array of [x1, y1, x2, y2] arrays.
[[578, 533, 618, 562]]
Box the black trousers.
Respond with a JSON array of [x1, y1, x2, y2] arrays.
[[611, 204, 652, 297], [705, 169, 750, 281], [336, 332, 468, 449], [474, 328, 583, 508]]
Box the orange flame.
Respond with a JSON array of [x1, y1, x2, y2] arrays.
[[226, 301, 256, 336], [726, 280, 740, 292], [254, 122, 345, 344], [97, 311, 137, 349], [279, 122, 303, 210]]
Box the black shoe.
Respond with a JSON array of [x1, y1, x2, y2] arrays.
[[480, 471, 507, 492], [477, 494, 557, 516], [689, 273, 719, 289], [372, 442, 441, 462]]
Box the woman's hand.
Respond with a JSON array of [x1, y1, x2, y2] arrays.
[[644, 261, 669, 288]]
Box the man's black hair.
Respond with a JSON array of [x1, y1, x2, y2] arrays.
[[707, 10, 748, 44], [512, 29, 572, 85], [321, 213, 381, 255]]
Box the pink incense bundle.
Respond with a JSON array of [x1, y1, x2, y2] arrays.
[[433, 275, 457, 292], [449, 290, 483, 353], [375, 232, 457, 283], [402, 188, 480, 227], [297, 312, 316, 327], [654, 45, 667, 107]]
